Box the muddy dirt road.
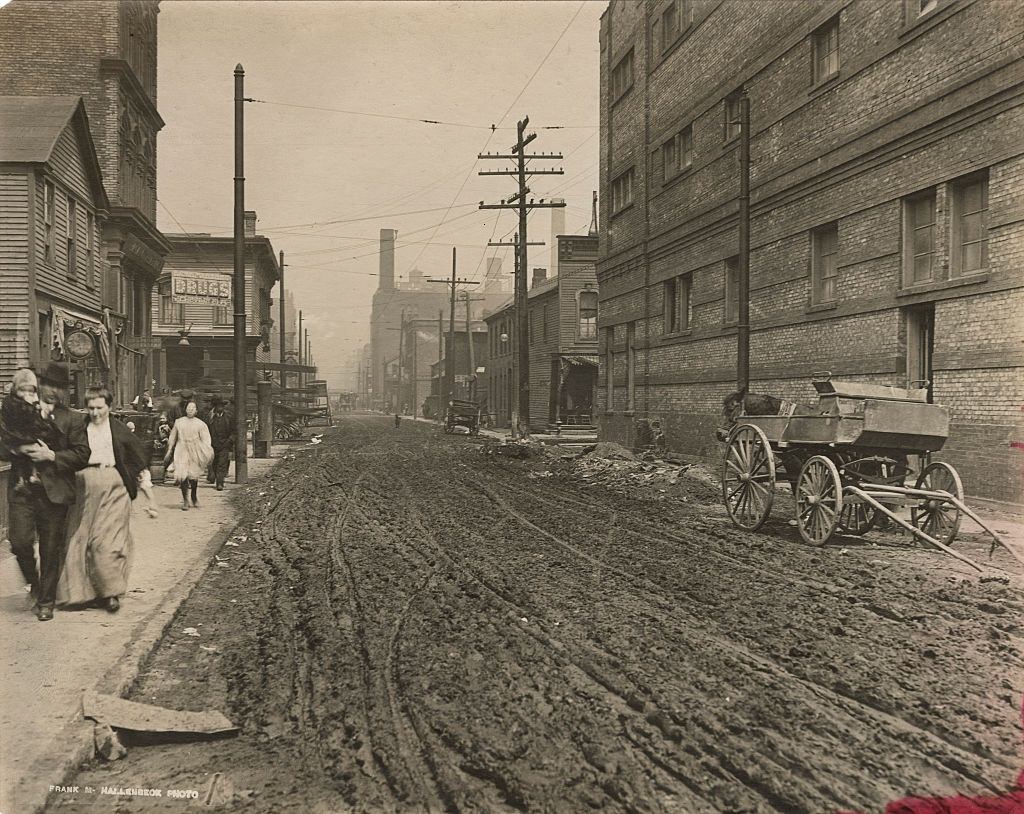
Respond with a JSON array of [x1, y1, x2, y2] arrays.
[[51, 416, 1023, 812]]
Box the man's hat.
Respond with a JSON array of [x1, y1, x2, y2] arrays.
[[179, 388, 195, 399], [210, 395, 226, 406], [38, 361, 71, 388]]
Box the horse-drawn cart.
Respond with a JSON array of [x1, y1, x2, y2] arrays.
[[273, 403, 329, 440], [719, 376, 1012, 571], [444, 399, 481, 435]]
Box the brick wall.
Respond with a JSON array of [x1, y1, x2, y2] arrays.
[[597, 0, 1024, 503]]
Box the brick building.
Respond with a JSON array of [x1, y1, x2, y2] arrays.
[[152, 213, 280, 413], [0, 0, 171, 404], [484, 234, 600, 432], [597, 0, 1024, 502], [0, 96, 110, 403]]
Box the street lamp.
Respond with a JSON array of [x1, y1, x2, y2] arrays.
[[177, 324, 194, 347]]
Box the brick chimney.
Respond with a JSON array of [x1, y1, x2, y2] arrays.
[[531, 267, 547, 288], [243, 210, 257, 237], [379, 228, 397, 290]]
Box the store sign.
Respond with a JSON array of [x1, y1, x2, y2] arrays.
[[172, 271, 232, 305]]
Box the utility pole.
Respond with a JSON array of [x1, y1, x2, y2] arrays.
[[278, 250, 286, 393], [737, 92, 751, 393], [428, 248, 479, 407], [397, 308, 406, 414], [479, 116, 565, 437], [410, 314, 418, 417], [437, 309, 443, 413], [463, 291, 485, 403], [297, 309, 303, 396], [232, 64, 247, 483]]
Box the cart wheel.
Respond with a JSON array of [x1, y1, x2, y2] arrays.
[[796, 455, 843, 546], [722, 424, 776, 531], [911, 461, 963, 546], [837, 501, 879, 536]]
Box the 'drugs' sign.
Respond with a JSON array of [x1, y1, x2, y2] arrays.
[[172, 271, 232, 305]]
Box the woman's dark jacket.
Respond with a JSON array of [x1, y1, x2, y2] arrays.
[[83, 416, 149, 500]]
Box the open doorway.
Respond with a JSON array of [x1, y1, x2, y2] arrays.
[[904, 303, 935, 402]]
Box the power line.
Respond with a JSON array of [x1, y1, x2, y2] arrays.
[[247, 97, 596, 131]]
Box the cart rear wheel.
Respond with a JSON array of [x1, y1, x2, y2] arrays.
[[797, 455, 843, 546], [722, 424, 776, 531], [911, 461, 963, 546], [837, 501, 879, 536]]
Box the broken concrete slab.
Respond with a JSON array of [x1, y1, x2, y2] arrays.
[[83, 692, 238, 736], [93, 723, 127, 761]]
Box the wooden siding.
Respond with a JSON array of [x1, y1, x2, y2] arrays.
[[152, 249, 261, 338], [32, 123, 103, 314], [0, 172, 31, 382]]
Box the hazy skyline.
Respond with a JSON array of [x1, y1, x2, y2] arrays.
[[156, 0, 604, 387]]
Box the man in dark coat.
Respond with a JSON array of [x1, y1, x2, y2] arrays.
[[0, 362, 91, 620], [165, 387, 195, 425], [205, 395, 234, 490]]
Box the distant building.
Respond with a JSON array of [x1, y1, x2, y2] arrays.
[[370, 228, 449, 410], [0, 96, 109, 404], [152, 212, 280, 411], [0, 0, 171, 404], [598, 0, 1024, 501]]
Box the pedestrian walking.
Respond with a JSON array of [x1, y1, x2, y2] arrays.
[[205, 395, 234, 490], [163, 400, 214, 510], [57, 386, 152, 613], [165, 387, 195, 425], [394, 412, 401, 429], [0, 362, 90, 621]]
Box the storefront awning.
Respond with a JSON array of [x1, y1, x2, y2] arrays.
[[562, 354, 598, 367], [51, 305, 111, 369]]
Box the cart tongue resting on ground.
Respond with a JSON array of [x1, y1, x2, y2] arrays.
[[718, 376, 1016, 571]]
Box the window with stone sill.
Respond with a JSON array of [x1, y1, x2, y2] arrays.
[[902, 189, 937, 287], [724, 256, 739, 324], [663, 125, 693, 182], [812, 16, 840, 85], [811, 222, 839, 304], [724, 92, 743, 142], [950, 172, 989, 278], [610, 49, 634, 101], [611, 168, 634, 215], [664, 273, 691, 334]]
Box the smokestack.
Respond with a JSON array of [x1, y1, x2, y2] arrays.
[[550, 199, 565, 274], [379, 228, 397, 290], [531, 267, 547, 289], [244, 210, 257, 237]]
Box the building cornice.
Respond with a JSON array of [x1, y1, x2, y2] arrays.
[[100, 58, 165, 130]]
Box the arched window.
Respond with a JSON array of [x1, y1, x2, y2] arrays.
[[578, 290, 598, 339]]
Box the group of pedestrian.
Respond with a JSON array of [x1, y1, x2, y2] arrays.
[[0, 365, 231, 621]]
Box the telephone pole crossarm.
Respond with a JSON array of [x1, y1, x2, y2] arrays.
[[478, 202, 567, 210], [478, 169, 564, 176], [477, 154, 563, 161]]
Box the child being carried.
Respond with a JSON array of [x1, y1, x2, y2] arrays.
[[0, 368, 58, 497]]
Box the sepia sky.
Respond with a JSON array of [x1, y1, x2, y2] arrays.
[[156, 0, 604, 387]]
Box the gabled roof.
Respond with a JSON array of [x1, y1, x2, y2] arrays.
[[0, 95, 109, 208]]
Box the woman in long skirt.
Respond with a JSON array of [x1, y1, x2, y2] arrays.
[[163, 400, 214, 511], [58, 386, 151, 613]]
